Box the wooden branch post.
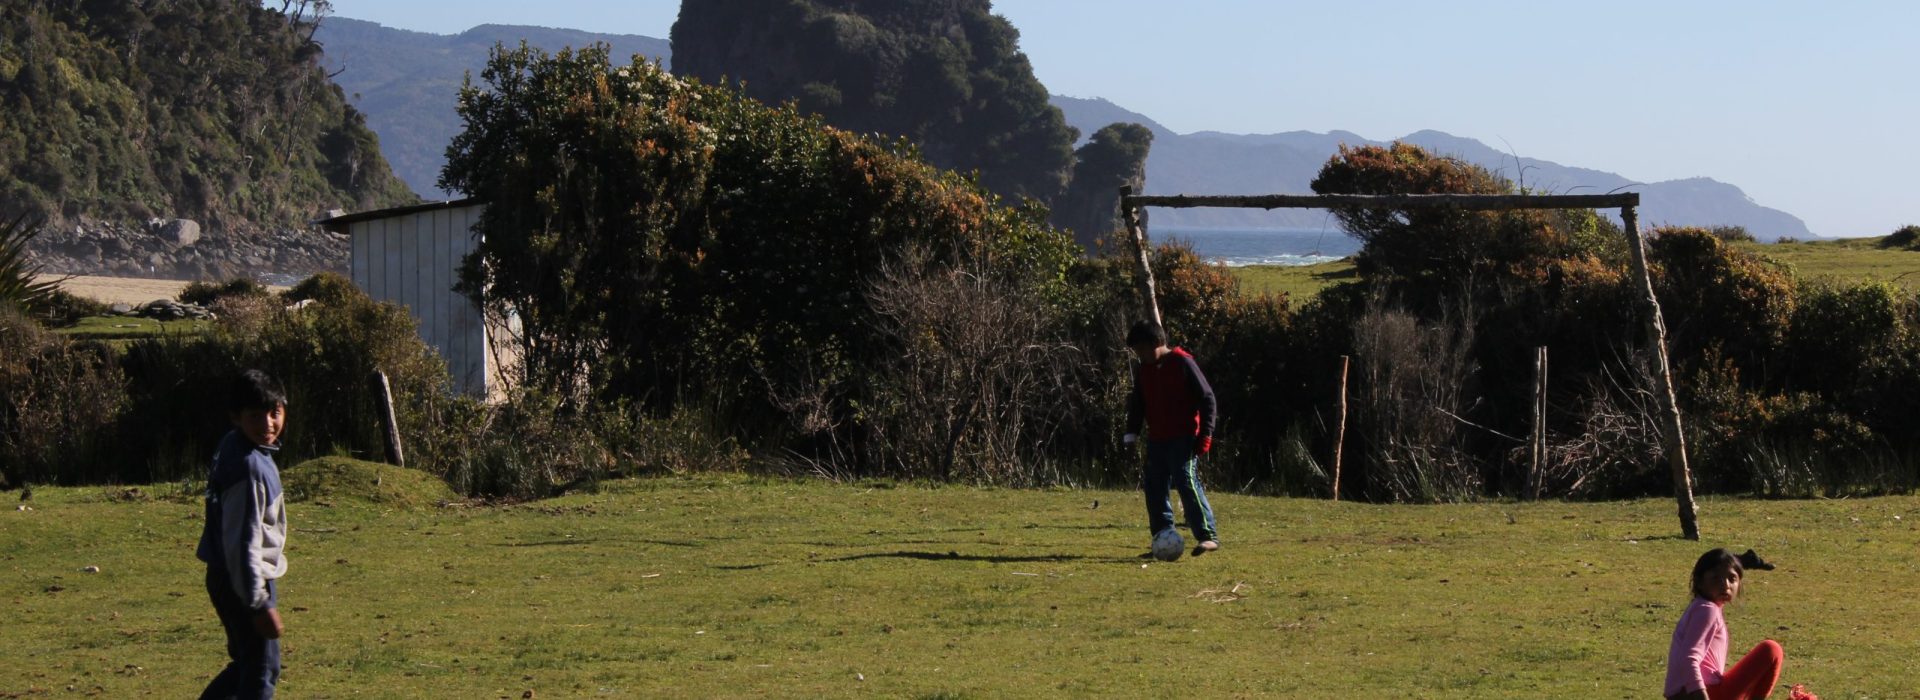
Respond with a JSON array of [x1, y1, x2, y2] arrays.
[[1623, 206, 1699, 540], [372, 370, 405, 468], [1530, 346, 1547, 500], [1332, 355, 1349, 501], [1117, 186, 1162, 327]]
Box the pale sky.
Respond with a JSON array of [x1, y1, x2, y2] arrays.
[[322, 0, 1918, 238]]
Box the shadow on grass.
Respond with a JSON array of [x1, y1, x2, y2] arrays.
[[824, 550, 1094, 564], [496, 538, 702, 548]]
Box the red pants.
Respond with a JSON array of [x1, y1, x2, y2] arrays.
[[1709, 639, 1783, 700]]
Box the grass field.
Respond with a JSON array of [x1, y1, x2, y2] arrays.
[[52, 316, 210, 340], [1230, 235, 1920, 303], [5, 467, 1915, 698]]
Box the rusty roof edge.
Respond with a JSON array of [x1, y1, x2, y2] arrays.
[[312, 197, 489, 233]]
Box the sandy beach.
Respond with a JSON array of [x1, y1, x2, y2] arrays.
[[34, 274, 287, 306]]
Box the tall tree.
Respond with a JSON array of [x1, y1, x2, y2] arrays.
[[670, 0, 1077, 205]]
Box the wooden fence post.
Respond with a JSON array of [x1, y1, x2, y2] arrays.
[[372, 370, 405, 468], [1332, 354, 1349, 501], [1117, 186, 1162, 327], [1530, 346, 1547, 500], [1623, 205, 1699, 540]]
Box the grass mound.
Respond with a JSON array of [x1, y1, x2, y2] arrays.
[[281, 457, 456, 508]]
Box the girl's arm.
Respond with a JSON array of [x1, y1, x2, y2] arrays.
[[1665, 604, 1716, 697]]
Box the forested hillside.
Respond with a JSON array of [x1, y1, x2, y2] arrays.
[[315, 17, 670, 200], [0, 0, 415, 231], [670, 0, 1078, 205]]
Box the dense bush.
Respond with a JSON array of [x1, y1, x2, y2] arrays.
[[0, 1, 415, 228], [1879, 224, 1920, 250], [445, 44, 1085, 481], [179, 277, 272, 306], [0, 306, 125, 487]]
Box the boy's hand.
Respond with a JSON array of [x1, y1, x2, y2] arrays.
[[1197, 436, 1213, 455], [252, 608, 283, 639]]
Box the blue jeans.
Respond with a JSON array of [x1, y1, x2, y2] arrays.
[[1142, 436, 1217, 542], [203, 568, 279, 699]]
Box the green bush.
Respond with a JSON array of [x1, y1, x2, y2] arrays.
[[444, 44, 1082, 479], [280, 270, 360, 306], [179, 277, 271, 306], [0, 305, 127, 486], [1880, 224, 1920, 250]]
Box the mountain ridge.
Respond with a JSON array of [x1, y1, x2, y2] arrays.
[[1053, 96, 1816, 240], [312, 19, 1815, 241]]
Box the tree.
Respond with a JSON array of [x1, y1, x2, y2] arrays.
[[670, 0, 1078, 205]]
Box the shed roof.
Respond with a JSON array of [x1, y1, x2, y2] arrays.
[[313, 197, 488, 233]]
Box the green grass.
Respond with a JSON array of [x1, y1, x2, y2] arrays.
[[1230, 235, 1920, 303], [1737, 236, 1920, 289], [1231, 258, 1356, 300], [3, 474, 1911, 697], [52, 315, 210, 340], [282, 457, 459, 510]]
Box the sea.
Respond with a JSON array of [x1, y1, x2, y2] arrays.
[[1151, 226, 1361, 267]]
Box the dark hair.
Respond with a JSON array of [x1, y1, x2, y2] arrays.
[[1126, 320, 1166, 348], [1689, 548, 1742, 600], [227, 369, 287, 414]]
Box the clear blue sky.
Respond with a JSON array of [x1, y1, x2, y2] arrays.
[[322, 0, 1918, 238]]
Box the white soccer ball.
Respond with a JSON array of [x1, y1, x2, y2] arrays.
[[1151, 528, 1185, 562]]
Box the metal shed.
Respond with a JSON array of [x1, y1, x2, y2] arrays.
[[316, 198, 505, 397]]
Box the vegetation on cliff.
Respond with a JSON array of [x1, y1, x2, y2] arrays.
[[669, 0, 1078, 205], [0, 0, 416, 230]]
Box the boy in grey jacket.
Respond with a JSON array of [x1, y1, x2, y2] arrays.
[[195, 369, 290, 698]]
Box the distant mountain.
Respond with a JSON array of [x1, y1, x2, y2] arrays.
[[312, 18, 1814, 242], [315, 18, 670, 200], [1053, 96, 1816, 241]]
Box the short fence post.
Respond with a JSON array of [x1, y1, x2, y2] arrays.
[[372, 370, 405, 467], [1332, 354, 1349, 501], [1530, 346, 1547, 499]]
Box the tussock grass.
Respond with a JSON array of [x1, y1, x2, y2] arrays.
[[281, 457, 458, 509], [3, 476, 1913, 696]]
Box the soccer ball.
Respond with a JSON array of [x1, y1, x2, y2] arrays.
[[1151, 528, 1185, 562]]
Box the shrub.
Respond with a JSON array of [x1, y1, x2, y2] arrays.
[[1648, 226, 1796, 376], [31, 287, 109, 327], [0, 306, 128, 486], [178, 277, 271, 306], [1880, 224, 1920, 250], [1348, 295, 1482, 502], [280, 270, 360, 306], [112, 276, 450, 483], [1707, 225, 1756, 243]]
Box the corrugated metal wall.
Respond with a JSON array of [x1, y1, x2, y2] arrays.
[[348, 204, 489, 396]]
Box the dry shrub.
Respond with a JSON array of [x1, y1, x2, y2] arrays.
[[1518, 355, 1666, 499], [1349, 294, 1482, 502], [0, 306, 127, 486], [861, 250, 1092, 485]]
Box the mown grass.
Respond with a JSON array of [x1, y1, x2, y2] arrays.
[[51, 315, 210, 340], [1231, 234, 1920, 302], [4, 472, 1915, 697]]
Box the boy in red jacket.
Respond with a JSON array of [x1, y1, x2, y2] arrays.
[[1123, 320, 1220, 556]]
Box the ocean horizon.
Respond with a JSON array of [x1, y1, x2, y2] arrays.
[[1151, 226, 1361, 267]]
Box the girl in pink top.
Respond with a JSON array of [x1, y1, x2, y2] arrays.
[[1665, 548, 1782, 700]]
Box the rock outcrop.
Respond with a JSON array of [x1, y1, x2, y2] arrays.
[[26, 218, 349, 284]]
